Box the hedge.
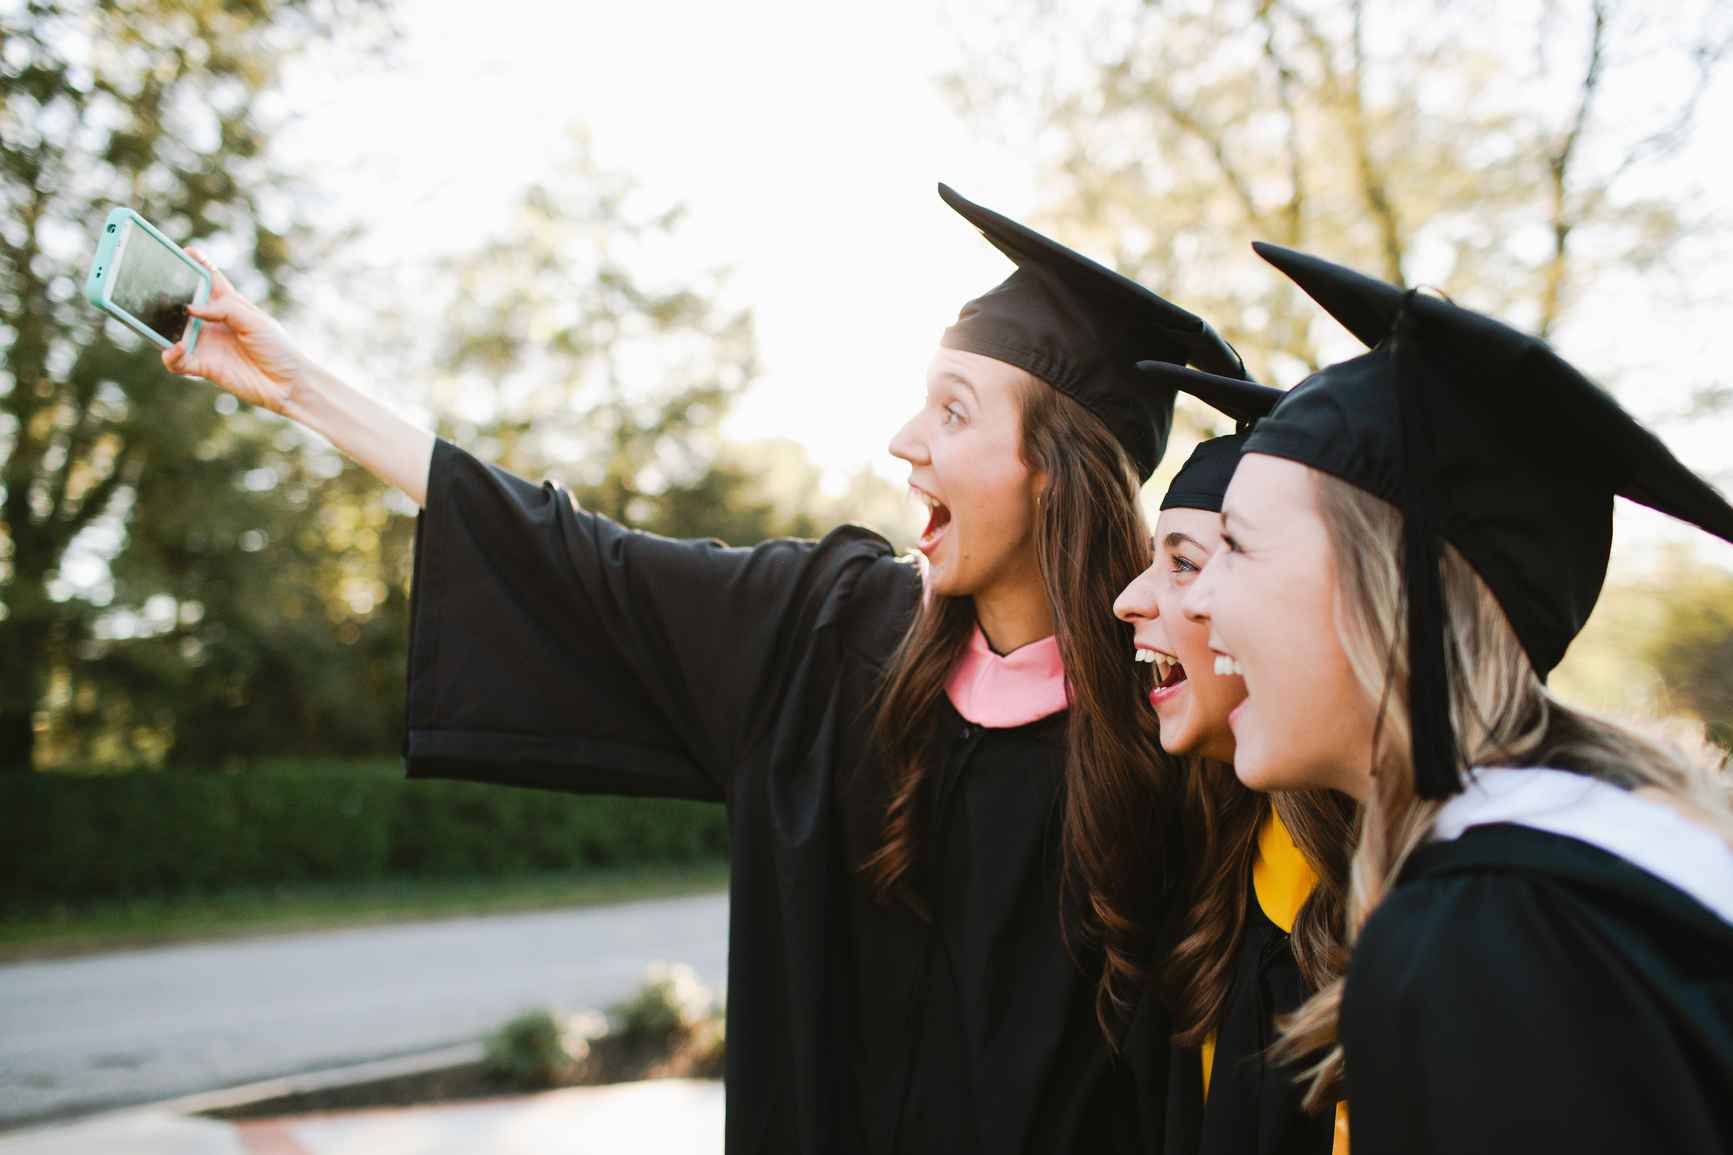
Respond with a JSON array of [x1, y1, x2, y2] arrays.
[[0, 766, 728, 916]]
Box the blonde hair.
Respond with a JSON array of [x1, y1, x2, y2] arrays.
[[1278, 470, 1733, 1108]]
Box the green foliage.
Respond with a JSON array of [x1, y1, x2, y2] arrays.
[[607, 963, 710, 1044], [484, 1010, 577, 1090], [425, 146, 915, 552], [0, 0, 386, 770], [0, 767, 728, 916], [1645, 562, 1733, 743], [1551, 548, 1733, 750]]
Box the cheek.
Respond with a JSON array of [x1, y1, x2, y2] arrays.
[[951, 460, 1035, 543], [1166, 593, 1214, 665]]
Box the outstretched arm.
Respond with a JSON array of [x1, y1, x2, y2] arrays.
[[162, 250, 435, 507]]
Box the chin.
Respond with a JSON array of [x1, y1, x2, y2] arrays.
[[1235, 747, 1324, 794], [1155, 713, 1196, 756]]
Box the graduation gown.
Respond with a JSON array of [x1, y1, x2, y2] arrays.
[[1162, 812, 1337, 1155], [1341, 822, 1733, 1154], [401, 440, 1168, 1154]]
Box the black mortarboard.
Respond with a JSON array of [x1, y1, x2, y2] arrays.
[[938, 184, 1248, 480], [1232, 241, 1733, 798], [1131, 361, 1287, 513]]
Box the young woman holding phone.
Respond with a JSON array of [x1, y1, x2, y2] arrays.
[[1109, 372, 1353, 1155], [1174, 243, 1733, 1153], [162, 186, 1250, 1154]]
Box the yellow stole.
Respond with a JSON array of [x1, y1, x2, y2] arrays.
[[1201, 806, 1348, 1153]]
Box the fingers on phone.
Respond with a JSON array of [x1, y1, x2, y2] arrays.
[[184, 247, 236, 294]]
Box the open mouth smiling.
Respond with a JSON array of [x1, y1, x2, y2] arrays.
[[1136, 647, 1189, 700], [914, 487, 952, 554]]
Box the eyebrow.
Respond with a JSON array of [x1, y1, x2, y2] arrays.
[[1163, 531, 1210, 551], [936, 371, 979, 402]]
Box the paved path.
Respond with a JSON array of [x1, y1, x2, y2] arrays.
[[0, 895, 729, 1127], [0, 1079, 725, 1155]]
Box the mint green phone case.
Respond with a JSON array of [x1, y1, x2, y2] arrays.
[[85, 207, 211, 355]]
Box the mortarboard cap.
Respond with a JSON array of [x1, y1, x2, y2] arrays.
[[1241, 241, 1733, 798], [939, 184, 1248, 481], [1132, 361, 1286, 513]]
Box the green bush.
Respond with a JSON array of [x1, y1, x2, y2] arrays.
[[0, 766, 728, 916], [485, 1010, 578, 1089]]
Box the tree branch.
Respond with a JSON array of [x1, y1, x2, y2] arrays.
[[1257, 1, 1307, 247], [1538, 0, 1607, 340], [1345, 0, 1406, 285]]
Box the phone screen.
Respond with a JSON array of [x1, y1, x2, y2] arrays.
[[109, 220, 202, 343]]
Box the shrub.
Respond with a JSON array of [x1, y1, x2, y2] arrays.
[[485, 1010, 578, 1089], [0, 766, 728, 916]]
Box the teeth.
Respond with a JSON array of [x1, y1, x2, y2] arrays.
[[1212, 655, 1246, 676], [1135, 650, 1178, 670], [1232, 659, 1244, 675]]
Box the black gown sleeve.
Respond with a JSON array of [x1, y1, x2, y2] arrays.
[[402, 439, 895, 802], [1341, 855, 1733, 1155]]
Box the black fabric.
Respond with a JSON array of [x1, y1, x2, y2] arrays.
[[1158, 884, 1334, 1155], [1136, 362, 1284, 432], [1160, 436, 1248, 514], [1136, 361, 1283, 515], [403, 439, 1171, 1155], [1342, 823, 1733, 1154], [1237, 242, 1733, 796], [1244, 241, 1733, 681], [937, 184, 1247, 480]]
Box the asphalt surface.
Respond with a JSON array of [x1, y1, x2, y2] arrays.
[[0, 894, 729, 1128]]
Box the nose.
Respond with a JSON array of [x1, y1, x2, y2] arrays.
[[1182, 543, 1225, 625], [1113, 565, 1160, 624], [888, 409, 928, 467]]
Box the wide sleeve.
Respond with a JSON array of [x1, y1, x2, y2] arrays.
[[1339, 870, 1733, 1155], [402, 439, 896, 802]]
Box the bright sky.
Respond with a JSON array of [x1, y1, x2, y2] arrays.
[[270, 0, 1733, 567]]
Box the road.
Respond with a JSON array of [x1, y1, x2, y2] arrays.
[[0, 894, 729, 1127]]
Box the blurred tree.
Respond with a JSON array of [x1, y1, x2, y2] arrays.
[[0, 0, 384, 771], [1645, 560, 1733, 750], [949, 0, 1730, 389], [1551, 547, 1733, 752], [429, 149, 914, 550]]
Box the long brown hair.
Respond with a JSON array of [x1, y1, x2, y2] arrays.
[[1276, 471, 1733, 1109], [1160, 756, 1355, 1052], [861, 371, 1182, 1027]]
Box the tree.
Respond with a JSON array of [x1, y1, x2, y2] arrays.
[[427, 146, 912, 549], [1646, 561, 1733, 751], [949, 0, 1730, 387], [0, 0, 380, 770], [1551, 546, 1733, 753]]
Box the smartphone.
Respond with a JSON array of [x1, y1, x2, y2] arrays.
[[85, 207, 212, 355]]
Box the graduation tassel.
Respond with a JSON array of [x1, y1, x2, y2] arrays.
[[1392, 295, 1462, 800]]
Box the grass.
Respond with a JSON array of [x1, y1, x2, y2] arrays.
[[0, 861, 730, 962]]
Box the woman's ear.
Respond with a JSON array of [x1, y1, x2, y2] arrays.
[[1029, 468, 1049, 510]]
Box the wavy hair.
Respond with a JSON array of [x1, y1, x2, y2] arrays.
[[861, 371, 1184, 1029], [1161, 759, 1355, 1052]]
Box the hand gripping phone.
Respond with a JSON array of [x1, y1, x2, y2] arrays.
[[85, 207, 212, 355]]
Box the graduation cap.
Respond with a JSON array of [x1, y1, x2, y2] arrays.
[[1131, 362, 1286, 513], [1211, 241, 1733, 799], [938, 184, 1248, 480]]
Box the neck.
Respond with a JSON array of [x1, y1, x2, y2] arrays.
[[972, 573, 1055, 655]]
